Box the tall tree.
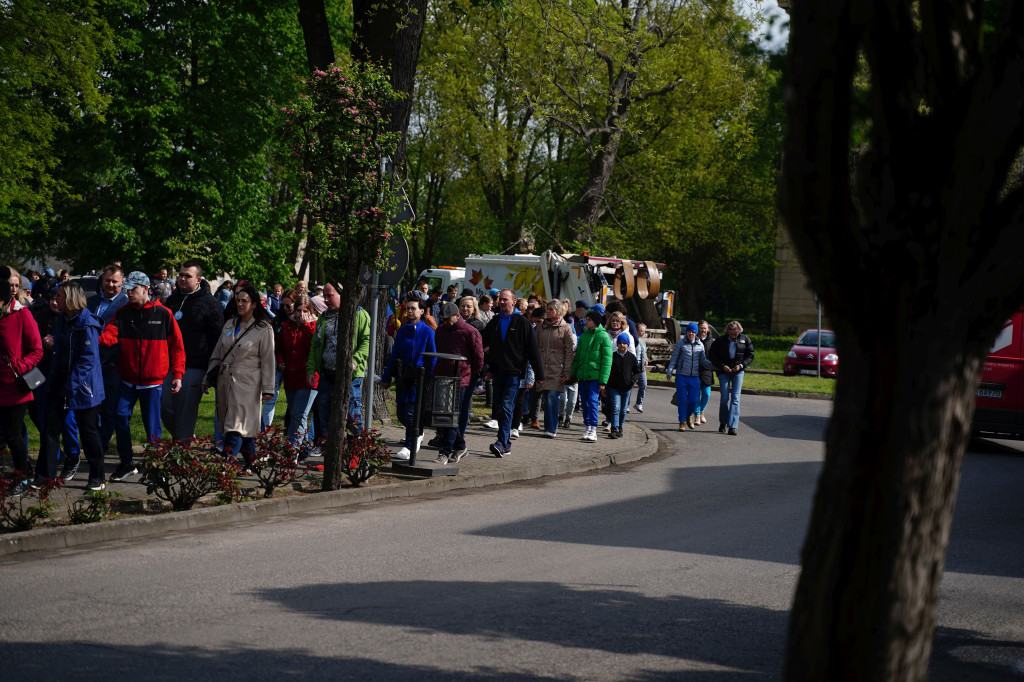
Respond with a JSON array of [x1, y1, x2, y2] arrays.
[[0, 0, 112, 236], [781, 1, 1024, 679], [45, 0, 306, 279]]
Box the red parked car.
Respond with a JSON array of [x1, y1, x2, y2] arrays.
[[783, 329, 838, 377]]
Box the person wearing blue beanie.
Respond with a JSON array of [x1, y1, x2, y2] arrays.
[[605, 331, 639, 438], [666, 321, 715, 431]]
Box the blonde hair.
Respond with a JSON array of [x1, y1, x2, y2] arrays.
[[608, 311, 626, 329], [459, 295, 480, 320], [60, 280, 88, 314]]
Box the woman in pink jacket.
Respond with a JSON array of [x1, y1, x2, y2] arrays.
[[0, 266, 44, 495]]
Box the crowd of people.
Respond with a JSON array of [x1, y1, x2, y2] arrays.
[[1, 262, 753, 494]]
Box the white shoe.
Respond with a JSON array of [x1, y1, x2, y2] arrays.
[[393, 447, 411, 460], [585, 427, 598, 442], [417, 434, 424, 450], [544, 431, 556, 438], [603, 424, 612, 433], [699, 414, 706, 424], [510, 429, 519, 439], [484, 419, 499, 429]]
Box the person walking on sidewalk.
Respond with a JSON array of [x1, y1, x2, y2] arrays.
[[0, 265, 44, 495], [86, 264, 127, 451], [535, 299, 574, 438], [99, 272, 185, 481], [203, 283, 276, 466], [570, 309, 612, 443], [695, 320, 715, 425], [380, 298, 436, 460], [37, 281, 108, 491], [606, 333, 640, 439], [160, 260, 223, 442], [707, 320, 754, 435], [481, 289, 544, 458], [634, 322, 649, 413], [666, 322, 715, 431], [432, 302, 483, 465]]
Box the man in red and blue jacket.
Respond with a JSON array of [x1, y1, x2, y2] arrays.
[[99, 271, 185, 481]]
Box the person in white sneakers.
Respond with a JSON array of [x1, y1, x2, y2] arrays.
[[380, 296, 436, 460], [569, 309, 612, 442]]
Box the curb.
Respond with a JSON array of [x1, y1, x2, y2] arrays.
[[0, 424, 660, 557]]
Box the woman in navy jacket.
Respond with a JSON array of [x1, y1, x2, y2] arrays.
[[38, 280, 108, 491]]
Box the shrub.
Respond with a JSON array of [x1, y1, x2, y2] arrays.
[[246, 426, 310, 498], [0, 477, 61, 533], [65, 488, 121, 525], [141, 436, 242, 511], [342, 429, 391, 487]]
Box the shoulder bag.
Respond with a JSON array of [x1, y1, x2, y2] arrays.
[[206, 322, 256, 386]]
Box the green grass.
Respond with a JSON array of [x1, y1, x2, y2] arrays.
[[648, 369, 836, 396]]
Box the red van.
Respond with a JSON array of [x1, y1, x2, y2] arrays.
[[973, 311, 1024, 437]]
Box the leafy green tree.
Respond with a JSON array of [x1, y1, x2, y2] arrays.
[[284, 62, 412, 489], [43, 0, 306, 281], [0, 0, 112, 230]]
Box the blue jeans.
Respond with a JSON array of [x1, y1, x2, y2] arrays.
[[635, 371, 647, 407], [441, 383, 473, 454], [543, 390, 562, 434], [579, 380, 601, 427], [607, 387, 631, 429], [261, 369, 283, 431], [719, 371, 744, 428], [675, 374, 700, 422], [223, 431, 254, 464], [312, 372, 336, 442], [696, 384, 711, 415], [396, 401, 419, 449], [561, 383, 578, 421], [349, 376, 363, 430], [492, 373, 520, 450], [115, 384, 163, 465], [285, 388, 318, 446]]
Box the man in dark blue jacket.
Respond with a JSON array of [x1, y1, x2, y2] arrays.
[[86, 264, 127, 450], [481, 289, 544, 458]]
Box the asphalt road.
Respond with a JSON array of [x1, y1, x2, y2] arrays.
[[0, 386, 1021, 680]]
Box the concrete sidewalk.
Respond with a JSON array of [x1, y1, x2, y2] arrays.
[[1, 417, 658, 556]]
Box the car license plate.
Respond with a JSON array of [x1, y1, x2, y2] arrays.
[[799, 369, 819, 376], [976, 387, 1003, 399]]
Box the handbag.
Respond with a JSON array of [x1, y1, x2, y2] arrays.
[[206, 322, 256, 386], [1, 350, 45, 392]]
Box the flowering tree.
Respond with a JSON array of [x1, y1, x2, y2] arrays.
[[284, 61, 412, 490]]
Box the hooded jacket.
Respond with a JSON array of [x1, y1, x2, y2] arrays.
[[50, 308, 105, 410], [99, 299, 185, 386]]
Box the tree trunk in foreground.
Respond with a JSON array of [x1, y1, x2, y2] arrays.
[[321, 246, 363, 491], [781, 1, 1024, 679]]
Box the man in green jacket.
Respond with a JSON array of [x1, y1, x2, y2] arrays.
[[305, 284, 371, 448]]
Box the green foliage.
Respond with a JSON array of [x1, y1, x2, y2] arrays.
[[0, 0, 113, 225], [284, 61, 413, 278], [0, 477, 61, 533], [244, 426, 310, 498], [407, 0, 782, 321], [342, 428, 392, 487], [141, 436, 242, 511], [32, 0, 307, 280], [65, 489, 121, 525]]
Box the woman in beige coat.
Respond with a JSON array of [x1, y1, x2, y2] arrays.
[[535, 299, 575, 437], [203, 282, 275, 464]]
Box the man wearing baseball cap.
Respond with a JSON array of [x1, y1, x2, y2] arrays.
[[98, 271, 185, 481]]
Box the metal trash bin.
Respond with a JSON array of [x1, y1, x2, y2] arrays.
[[420, 352, 468, 428]]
